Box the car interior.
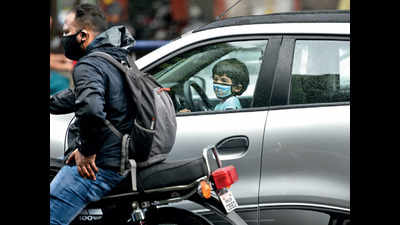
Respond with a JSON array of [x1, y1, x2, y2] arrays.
[[151, 40, 268, 113]]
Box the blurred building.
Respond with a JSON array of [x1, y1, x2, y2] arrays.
[[50, 0, 350, 44], [49, 0, 349, 83]]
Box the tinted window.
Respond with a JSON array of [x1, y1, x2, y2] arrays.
[[289, 40, 350, 105], [203, 208, 350, 225], [149, 40, 268, 113], [200, 209, 258, 225], [260, 209, 330, 225]]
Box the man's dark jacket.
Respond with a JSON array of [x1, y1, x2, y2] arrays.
[[50, 26, 136, 172]]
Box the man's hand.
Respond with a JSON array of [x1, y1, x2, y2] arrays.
[[66, 149, 99, 180]]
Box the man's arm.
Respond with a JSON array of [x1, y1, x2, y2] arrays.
[[68, 61, 107, 180], [50, 88, 76, 114], [72, 62, 107, 157]]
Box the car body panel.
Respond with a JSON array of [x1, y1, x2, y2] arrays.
[[170, 110, 268, 206], [50, 113, 74, 159], [260, 105, 350, 208]]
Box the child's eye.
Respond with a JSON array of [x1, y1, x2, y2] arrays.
[[221, 78, 229, 82]]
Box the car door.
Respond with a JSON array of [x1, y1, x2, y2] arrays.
[[145, 36, 281, 225], [259, 35, 350, 214]]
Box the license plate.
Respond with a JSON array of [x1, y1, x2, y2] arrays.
[[218, 189, 238, 213]]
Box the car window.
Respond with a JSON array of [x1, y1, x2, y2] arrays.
[[149, 40, 268, 113], [201, 208, 349, 225], [260, 209, 349, 225], [289, 40, 350, 105]]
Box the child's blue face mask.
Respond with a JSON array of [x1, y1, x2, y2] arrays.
[[213, 83, 232, 99]]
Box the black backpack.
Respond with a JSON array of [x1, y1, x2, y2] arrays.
[[87, 51, 177, 173]]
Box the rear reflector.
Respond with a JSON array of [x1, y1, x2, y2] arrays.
[[212, 165, 238, 190], [200, 180, 212, 199]]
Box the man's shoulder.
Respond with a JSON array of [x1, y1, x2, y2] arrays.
[[74, 53, 116, 75], [76, 53, 108, 67]]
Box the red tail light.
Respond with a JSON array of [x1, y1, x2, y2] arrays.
[[211, 165, 238, 190]]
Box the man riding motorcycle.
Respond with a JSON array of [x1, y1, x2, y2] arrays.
[[50, 4, 136, 224], [50, 3, 245, 225]]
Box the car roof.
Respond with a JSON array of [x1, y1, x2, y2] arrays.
[[193, 10, 350, 33], [137, 10, 349, 70]]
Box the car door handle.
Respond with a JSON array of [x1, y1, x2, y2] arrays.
[[216, 135, 249, 160]]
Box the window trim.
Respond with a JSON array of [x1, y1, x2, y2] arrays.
[[197, 202, 350, 225], [258, 202, 350, 215], [271, 35, 350, 107], [143, 35, 282, 115], [259, 204, 350, 225], [268, 102, 349, 111]]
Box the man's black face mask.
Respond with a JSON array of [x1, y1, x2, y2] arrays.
[[61, 30, 86, 60]]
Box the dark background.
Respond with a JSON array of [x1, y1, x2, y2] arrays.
[[4, 1, 394, 224]]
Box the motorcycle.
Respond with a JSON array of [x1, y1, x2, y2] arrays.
[[50, 144, 247, 225]]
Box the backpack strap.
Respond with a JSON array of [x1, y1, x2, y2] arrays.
[[86, 51, 128, 139], [87, 51, 129, 74], [87, 52, 140, 191], [87, 51, 142, 76], [104, 119, 122, 138]]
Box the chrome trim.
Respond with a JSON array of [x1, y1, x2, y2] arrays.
[[202, 144, 223, 176], [191, 208, 211, 214], [192, 203, 350, 214], [211, 145, 222, 168], [192, 204, 258, 214], [202, 146, 213, 177], [259, 202, 350, 212]]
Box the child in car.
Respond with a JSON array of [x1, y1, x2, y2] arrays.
[[179, 58, 249, 112], [212, 58, 249, 111]]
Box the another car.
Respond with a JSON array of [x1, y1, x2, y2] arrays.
[[50, 10, 350, 225]]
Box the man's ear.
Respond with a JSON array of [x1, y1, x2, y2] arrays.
[[79, 29, 88, 42]]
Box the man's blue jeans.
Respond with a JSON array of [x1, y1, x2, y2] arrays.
[[50, 165, 125, 225]]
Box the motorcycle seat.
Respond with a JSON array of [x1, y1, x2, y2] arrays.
[[139, 157, 208, 190], [108, 157, 209, 196]]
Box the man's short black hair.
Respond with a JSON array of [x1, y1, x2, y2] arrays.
[[72, 3, 108, 33], [212, 58, 250, 95]]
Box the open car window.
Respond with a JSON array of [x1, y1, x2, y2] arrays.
[[149, 40, 268, 113]]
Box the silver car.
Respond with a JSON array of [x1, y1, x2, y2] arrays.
[[50, 10, 350, 225]]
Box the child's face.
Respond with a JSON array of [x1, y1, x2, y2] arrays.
[[213, 74, 233, 85], [213, 74, 242, 97]]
